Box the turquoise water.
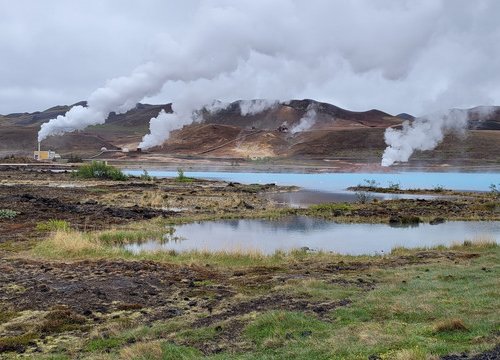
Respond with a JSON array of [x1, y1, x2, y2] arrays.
[[125, 170, 499, 192], [124, 217, 500, 256]]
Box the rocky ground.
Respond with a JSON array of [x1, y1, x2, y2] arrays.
[[0, 165, 287, 243], [0, 250, 483, 356], [0, 165, 498, 359]]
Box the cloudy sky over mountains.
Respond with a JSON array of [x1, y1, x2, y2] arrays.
[[1, 0, 499, 116]]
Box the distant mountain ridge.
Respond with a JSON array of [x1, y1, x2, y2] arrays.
[[0, 100, 498, 162]]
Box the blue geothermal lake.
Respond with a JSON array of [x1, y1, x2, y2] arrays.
[[125, 170, 499, 192], [125, 170, 500, 192], [124, 217, 500, 256]]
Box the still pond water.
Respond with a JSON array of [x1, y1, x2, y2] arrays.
[[123, 171, 499, 255], [124, 217, 500, 256]]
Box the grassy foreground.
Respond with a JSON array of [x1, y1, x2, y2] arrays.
[[2, 227, 495, 359], [1, 164, 498, 358]]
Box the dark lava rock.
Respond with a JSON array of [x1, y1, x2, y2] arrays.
[[242, 201, 255, 209], [164, 308, 183, 318], [389, 216, 401, 224], [388, 215, 421, 225], [441, 345, 500, 360], [430, 217, 446, 225]]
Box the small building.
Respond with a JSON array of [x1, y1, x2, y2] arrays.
[[34, 150, 60, 161], [276, 125, 289, 133]]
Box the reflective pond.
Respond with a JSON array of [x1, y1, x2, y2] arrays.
[[123, 217, 500, 256]]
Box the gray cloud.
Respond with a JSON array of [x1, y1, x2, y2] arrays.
[[1, 0, 499, 122]]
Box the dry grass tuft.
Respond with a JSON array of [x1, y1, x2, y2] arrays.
[[140, 190, 166, 208], [37, 308, 86, 333], [393, 235, 498, 254], [50, 230, 102, 252], [34, 230, 104, 258], [120, 341, 164, 360], [448, 236, 497, 250], [458, 235, 498, 248], [391, 347, 437, 360], [433, 318, 468, 333]]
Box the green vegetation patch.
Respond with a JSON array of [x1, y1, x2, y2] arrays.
[[85, 336, 125, 352], [0, 209, 18, 219], [72, 161, 128, 181], [139, 169, 155, 181], [245, 311, 330, 347], [308, 203, 353, 214], [160, 342, 203, 359], [175, 168, 194, 183], [36, 219, 71, 232], [326, 254, 500, 358], [97, 228, 166, 245], [176, 326, 218, 343]]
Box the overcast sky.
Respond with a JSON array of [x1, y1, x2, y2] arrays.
[[1, 0, 499, 116]]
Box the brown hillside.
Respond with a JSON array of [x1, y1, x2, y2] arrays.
[[0, 100, 498, 165], [160, 124, 242, 154]]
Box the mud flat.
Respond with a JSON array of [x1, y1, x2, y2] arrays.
[[0, 165, 498, 359]]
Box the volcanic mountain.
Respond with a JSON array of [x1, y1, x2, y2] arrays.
[[1, 100, 499, 165]]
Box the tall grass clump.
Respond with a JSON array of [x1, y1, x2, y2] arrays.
[[36, 219, 71, 232], [490, 183, 499, 198], [139, 170, 154, 181], [34, 230, 104, 258], [454, 236, 498, 249], [175, 168, 193, 183], [73, 161, 128, 181]]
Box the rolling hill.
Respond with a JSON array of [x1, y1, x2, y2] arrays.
[[1, 100, 499, 166]]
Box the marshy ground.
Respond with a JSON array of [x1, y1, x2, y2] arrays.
[[0, 165, 498, 359]]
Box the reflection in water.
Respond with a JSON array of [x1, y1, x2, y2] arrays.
[[123, 217, 500, 256], [265, 190, 440, 207], [388, 223, 421, 229], [124, 170, 486, 207]]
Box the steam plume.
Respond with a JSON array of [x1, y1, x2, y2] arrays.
[[35, 1, 500, 149], [239, 99, 279, 116], [138, 99, 280, 150], [381, 107, 495, 166], [38, 63, 169, 141], [139, 106, 202, 150], [291, 104, 318, 134]]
